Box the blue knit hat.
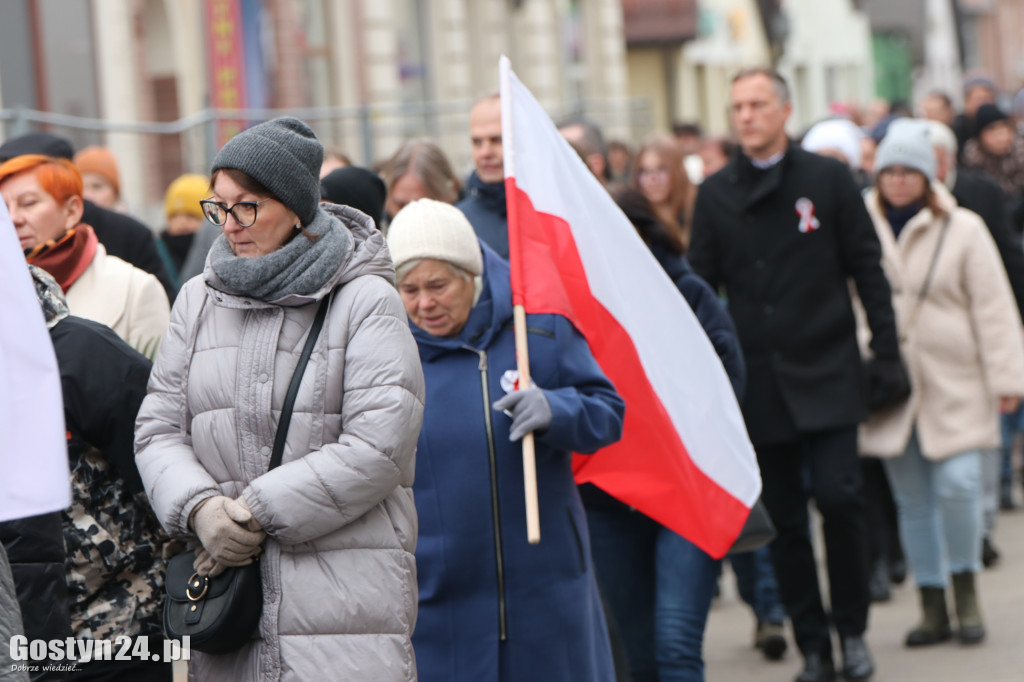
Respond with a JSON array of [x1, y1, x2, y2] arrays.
[[211, 117, 324, 226]]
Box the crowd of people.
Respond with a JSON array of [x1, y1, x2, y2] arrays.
[[2, 65, 1024, 682]]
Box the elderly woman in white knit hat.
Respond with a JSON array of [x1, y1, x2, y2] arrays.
[[388, 198, 625, 682], [135, 117, 425, 681], [857, 118, 1024, 648]]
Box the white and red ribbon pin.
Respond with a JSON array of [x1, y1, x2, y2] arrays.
[[795, 197, 820, 233]]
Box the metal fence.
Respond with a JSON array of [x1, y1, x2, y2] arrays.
[[0, 96, 654, 222]]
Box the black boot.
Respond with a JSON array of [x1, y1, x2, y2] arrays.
[[840, 635, 875, 681], [905, 586, 952, 647], [754, 620, 788, 661], [868, 558, 891, 603], [888, 556, 907, 585], [794, 650, 836, 682], [952, 571, 986, 644], [981, 537, 1000, 568], [1000, 478, 1016, 510]]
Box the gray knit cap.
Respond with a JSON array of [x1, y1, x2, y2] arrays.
[[211, 117, 323, 226], [875, 119, 936, 181]]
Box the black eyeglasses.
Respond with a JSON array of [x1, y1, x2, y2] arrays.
[[200, 199, 271, 228]]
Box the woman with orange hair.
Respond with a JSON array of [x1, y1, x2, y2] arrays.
[[0, 154, 169, 355], [631, 134, 697, 250]]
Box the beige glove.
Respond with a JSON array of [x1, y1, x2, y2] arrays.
[[230, 495, 263, 533], [193, 547, 227, 578], [191, 496, 266, 566]]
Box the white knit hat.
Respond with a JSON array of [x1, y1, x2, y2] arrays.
[[801, 118, 864, 169], [387, 198, 484, 276]]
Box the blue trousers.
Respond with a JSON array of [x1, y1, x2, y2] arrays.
[[883, 434, 983, 586], [730, 544, 786, 625], [999, 404, 1024, 486], [586, 505, 721, 682]]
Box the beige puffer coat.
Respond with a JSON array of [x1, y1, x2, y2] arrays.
[[857, 183, 1024, 460], [135, 205, 425, 681]]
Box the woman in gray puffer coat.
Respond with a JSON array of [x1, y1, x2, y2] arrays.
[[135, 118, 425, 681]]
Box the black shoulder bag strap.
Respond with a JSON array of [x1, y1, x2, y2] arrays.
[[269, 294, 331, 470]]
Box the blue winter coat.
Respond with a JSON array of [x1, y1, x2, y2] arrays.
[[456, 172, 509, 259], [410, 243, 625, 682]]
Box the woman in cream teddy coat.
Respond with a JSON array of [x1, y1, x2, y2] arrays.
[[858, 119, 1024, 650]]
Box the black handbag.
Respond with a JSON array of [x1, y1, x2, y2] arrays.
[[162, 295, 330, 654], [727, 497, 777, 556]]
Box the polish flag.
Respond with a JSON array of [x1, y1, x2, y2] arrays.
[[500, 57, 760, 558]]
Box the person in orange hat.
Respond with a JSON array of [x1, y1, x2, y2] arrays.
[[73, 145, 122, 211]]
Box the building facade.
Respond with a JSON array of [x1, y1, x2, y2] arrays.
[[0, 0, 634, 221], [625, 0, 875, 137]]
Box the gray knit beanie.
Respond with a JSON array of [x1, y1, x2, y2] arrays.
[[875, 119, 936, 181], [211, 117, 323, 226]]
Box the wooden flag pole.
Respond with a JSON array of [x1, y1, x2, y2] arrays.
[[513, 304, 541, 544], [501, 55, 540, 545]]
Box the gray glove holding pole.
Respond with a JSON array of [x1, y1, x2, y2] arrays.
[[493, 387, 553, 442], [190, 495, 266, 567]]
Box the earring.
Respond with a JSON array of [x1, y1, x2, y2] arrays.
[[294, 224, 302, 231]]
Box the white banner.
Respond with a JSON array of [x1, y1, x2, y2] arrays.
[[0, 199, 70, 522]]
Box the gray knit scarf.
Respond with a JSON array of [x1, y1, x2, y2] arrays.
[[209, 208, 352, 301]]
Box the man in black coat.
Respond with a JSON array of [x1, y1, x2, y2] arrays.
[[689, 68, 905, 682], [0, 132, 177, 301], [456, 94, 510, 259]]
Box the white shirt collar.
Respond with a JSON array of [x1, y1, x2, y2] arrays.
[[750, 151, 786, 169]]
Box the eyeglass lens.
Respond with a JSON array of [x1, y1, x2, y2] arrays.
[[202, 201, 259, 227]]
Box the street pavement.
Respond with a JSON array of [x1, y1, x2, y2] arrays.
[[705, 504, 1024, 682], [175, 505, 1024, 682]]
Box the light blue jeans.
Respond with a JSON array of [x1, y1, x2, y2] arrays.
[[883, 433, 983, 587]]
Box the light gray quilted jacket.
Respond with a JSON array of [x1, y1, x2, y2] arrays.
[[135, 205, 424, 681]]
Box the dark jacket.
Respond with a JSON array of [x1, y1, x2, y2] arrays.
[[0, 316, 164, 679], [50, 316, 167, 640], [651, 243, 746, 400], [457, 172, 509, 259], [81, 200, 177, 302], [952, 168, 1024, 317], [0, 513, 71, 674], [411, 244, 625, 682], [689, 142, 900, 445], [155, 232, 194, 291]]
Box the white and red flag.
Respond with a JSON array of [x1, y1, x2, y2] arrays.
[[500, 57, 760, 558]]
